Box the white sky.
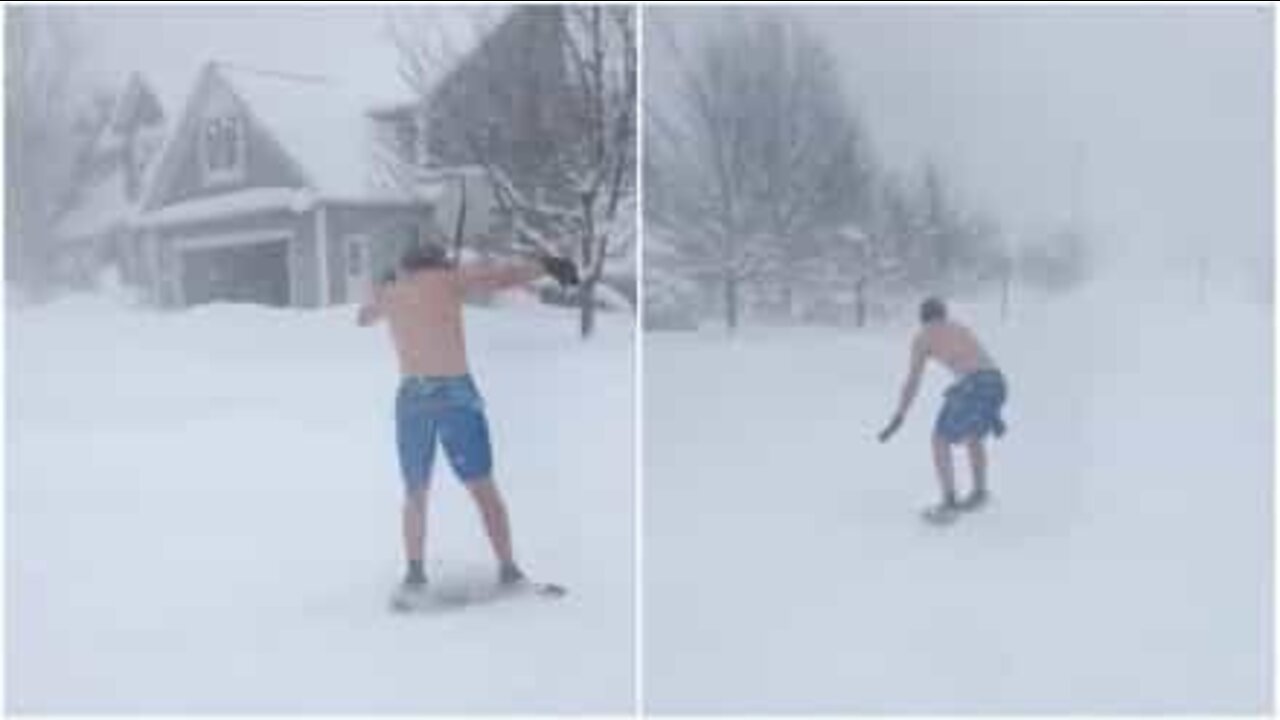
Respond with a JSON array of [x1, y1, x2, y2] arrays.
[[64, 4, 1275, 276], [649, 5, 1273, 273], [71, 4, 411, 110]]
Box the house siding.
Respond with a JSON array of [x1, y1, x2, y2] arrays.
[[151, 209, 304, 308], [324, 203, 434, 304], [136, 59, 469, 310], [147, 200, 438, 308], [291, 210, 319, 307], [151, 74, 308, 211]]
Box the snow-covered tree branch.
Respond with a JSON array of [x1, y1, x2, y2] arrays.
[[387, 6, 635, 339]]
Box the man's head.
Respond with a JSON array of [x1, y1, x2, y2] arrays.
[[919, 296, 947, 325], [399, 241, 453, 274]]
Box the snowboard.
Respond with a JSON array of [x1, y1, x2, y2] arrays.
[[390, 578, 567, 614]]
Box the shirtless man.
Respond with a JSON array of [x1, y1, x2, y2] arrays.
[[879, 297, 1008, 523], [357, 240, 578, 604]]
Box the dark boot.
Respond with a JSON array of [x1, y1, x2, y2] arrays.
[[499, 563, 526, 586], [957, 487, 990, 511]]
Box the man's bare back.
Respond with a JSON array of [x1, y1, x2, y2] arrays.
[[915, 320, 996, 377], [372, 270, 470, 376], [358, 261, 546, 377]]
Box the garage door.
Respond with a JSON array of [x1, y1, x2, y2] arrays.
[[180, 240, 290, 307]]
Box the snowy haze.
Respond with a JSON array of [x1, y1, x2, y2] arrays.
[[653, 6, 1273, 281], [11, 6, 637, 712], [9, 293, 636, 712], [645, 289, 1273, 713], [70, 5, 412, 109], [642, 6, 1272, 713], [803, 5, 1273, 273]]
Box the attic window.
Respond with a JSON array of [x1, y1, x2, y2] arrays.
[[202, 116, 245, 183], [393, 112, 431, 166]]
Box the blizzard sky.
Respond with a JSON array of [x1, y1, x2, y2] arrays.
[[651, 5, 1273, 276], [70, 5, 1274, 278], [71, 5, 414, 110]]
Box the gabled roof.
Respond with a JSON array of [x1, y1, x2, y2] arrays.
[[216, 63, 390, 200], [144, 62, 421, 211]]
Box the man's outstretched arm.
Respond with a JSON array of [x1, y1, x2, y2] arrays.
[[456, 260, 545, 294], [457, 255, 579, 294], [880, 335, 927, 442]]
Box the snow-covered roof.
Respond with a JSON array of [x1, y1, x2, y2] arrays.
[[216, 64, 399, 202], [136, 187, 313, 229]]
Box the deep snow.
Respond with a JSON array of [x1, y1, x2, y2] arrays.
[[7, 293, 634, 713], [644, 282, 1272, 713]]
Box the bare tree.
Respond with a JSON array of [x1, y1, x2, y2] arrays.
[[6, 6, 85, 293], [388, 6, 636, 339], [647, 12, 874, 330]]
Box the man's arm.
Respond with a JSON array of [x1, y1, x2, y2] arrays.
[[456, 255, 579, 294], [895, 335, 928, 418], [879, 334, 928, 442], [456, 260, 545, 294]]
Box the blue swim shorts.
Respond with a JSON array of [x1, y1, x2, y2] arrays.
[[934, 368, 1008, 444], [395, 375, 493, 489]]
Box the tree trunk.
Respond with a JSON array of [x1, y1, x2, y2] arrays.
[[579, 197, 597, 339], [579, 278, 597, 338], [725, 274, 740, 331], [855, 277, 867, 329]]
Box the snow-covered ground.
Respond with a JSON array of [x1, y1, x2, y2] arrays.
[[7, 294, 634, 713], [644, 280, 1272, 713]]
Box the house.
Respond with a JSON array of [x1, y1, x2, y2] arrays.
[[128, 9, 563, 308], [54, 6, 582, 310], [52, 72, 167, 288], [132, 61, 470, 308]]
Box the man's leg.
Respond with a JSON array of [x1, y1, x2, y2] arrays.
[[465, 479, 522, 580], [932, 433, 958, 505], [966, 437, 988, 497], [439, 394, 522, 582], [402, 486, 429, 583]]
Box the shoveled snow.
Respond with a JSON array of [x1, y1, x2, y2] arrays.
[[644, 279, 1272, 713], [7, 294, 634, 713]]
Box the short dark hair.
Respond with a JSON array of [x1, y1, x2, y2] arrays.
[[919, 296, 947, 324], [400, 241, 452, 273]]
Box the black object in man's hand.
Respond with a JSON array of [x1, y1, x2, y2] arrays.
[[878, 413, 904, 443], [540, 254, 580, 288]]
